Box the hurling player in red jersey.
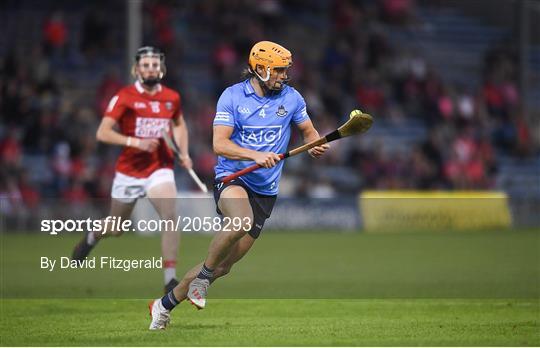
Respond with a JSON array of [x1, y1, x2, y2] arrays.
[[72, 46, 192, 293]]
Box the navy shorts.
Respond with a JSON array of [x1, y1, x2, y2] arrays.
[[213, 179, 277, 239]]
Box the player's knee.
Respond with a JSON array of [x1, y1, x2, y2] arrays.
[[224, 228, 247, 244], [158, 210, 176, 222]]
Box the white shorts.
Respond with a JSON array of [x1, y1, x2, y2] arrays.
[[111, 168, 176, 203]]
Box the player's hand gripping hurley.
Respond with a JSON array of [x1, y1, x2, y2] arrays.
[[221, 109, 373, 183], [161, 128, 208, 193]]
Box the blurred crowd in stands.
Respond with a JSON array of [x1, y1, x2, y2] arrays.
[[1, 0, 537, 211]]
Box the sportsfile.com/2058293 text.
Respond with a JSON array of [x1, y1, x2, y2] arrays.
[[40, 216, 252, 235]]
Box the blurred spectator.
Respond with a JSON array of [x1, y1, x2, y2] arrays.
[[379, 0, 416, 25], [50, 142, 72, 193], [483, 77, 507, 118], [147, 2, 176, 50], [0, 173, 27, 228], [455, 88, 475, 122], [80, 10, 110, 58], [409, 146, 437, 189], [42, 11, 68, 55], [0, 129, 23, 168], [513, 113, 533, 157], [18, 169, 41, 209], [96, 71, 123, 115], [420, 130, 444, 186], [62, 178, 89, 204], [355, 69, 386, 115]]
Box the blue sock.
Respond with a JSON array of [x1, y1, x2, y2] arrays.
[[160, 290, 179, 310], [196, 264, 214, 280]]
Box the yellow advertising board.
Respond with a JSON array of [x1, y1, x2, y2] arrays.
[[359, 191, 512, 231]]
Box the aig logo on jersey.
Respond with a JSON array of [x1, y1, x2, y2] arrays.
[[276, 105, 288, 117], [241, 126, 282, 147]]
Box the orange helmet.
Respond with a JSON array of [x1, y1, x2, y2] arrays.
[[248, 41, 292, 82]]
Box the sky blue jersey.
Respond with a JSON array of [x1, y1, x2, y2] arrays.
[[213, 79, 310, 195]]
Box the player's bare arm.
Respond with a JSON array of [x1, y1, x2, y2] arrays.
[[171, 114, 192, 169], [296, 119, 330, 158], [96, 116, 158, 152], [213, 125, 281, 168]]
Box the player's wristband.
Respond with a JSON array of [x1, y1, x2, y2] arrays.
[[126, 136, 140, 148]]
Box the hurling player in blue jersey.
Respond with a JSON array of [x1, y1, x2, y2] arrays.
[[149, 41, 329, 329]]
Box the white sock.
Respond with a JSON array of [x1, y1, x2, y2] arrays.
[[164, 268, 176, 284], [86, 231, 96, 245]]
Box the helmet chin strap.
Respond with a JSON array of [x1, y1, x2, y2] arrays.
[[253, 66, 288, 93], [254, 66, 271, 82]]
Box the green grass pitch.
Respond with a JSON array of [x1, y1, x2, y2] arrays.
[[1, 229, 539, 346]]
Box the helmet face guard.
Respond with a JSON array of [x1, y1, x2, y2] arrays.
[[248, 41, 292, 91], [251, 65, 291, 92], [132, 46, 166, 87]]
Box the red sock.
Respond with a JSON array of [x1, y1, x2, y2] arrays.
[[163, 260, 177, 284]]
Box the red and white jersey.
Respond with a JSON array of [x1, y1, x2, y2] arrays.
[[105, 81, 181, 178]]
